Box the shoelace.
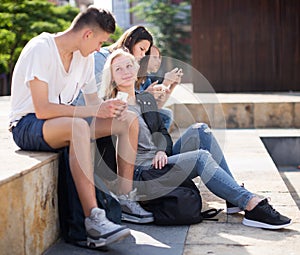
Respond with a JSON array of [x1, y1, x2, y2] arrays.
[[126, 199, 146, 214], [99, 220, 119, 228], [93, 214, 120, 228], [262, 198, 280, 217], [128, 188, 138, 200], [119, 189, 150, 215], [91, 212, 102, 223]]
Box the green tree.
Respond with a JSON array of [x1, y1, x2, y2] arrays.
[[130, 0, 191, 63], [103, 25, 123, 47], [0, 0, 79, 87]]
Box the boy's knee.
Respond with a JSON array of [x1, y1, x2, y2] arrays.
[[72, 118, 90, 134]]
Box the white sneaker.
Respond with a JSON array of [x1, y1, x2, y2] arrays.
[[118, 189, 154, 224], [85, 208, 130, 248]]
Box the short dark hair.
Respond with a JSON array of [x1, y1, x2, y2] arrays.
[[71, 7, 115, 34]]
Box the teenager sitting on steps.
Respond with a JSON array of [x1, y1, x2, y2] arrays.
[[9, 7, 142, 247], [136, 45, 181, 131]]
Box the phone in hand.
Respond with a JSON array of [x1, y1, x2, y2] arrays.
[[116, 91, 128, 102]]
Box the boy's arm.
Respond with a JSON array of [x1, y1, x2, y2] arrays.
[[30, 78, 127, 120], [30, 78, 97, 119], [84, 92, 102, 105]]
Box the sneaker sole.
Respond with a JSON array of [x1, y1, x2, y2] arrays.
[[122, 213, 154, 224], [242, 218, 292, 230], [87, 228, 131, 248], [226, 207, 242, 214]]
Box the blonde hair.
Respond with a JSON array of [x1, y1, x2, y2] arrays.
[[101, 49, 140, 99]]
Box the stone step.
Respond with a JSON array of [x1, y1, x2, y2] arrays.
[[0, 97, 59, 255], [167, 84, 300, 129]]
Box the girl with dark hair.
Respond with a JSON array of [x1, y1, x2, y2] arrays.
[[136, 45, 183, 130], [94, 25, 153, 88], [108, 25, 153, 59]]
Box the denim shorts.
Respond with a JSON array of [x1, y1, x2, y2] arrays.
[[12, 113, 59, 152]]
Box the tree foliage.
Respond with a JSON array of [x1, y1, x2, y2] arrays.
[[103, 25, 123, 47], [0, 0, 125, 89], [0, 0, 79, 83], [130, 0, 191, 63]]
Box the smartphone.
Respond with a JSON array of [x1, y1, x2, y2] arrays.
[[116, 91, 128, 102], [176, 68, 183, 74]]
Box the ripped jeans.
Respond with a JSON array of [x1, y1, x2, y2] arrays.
[[168, 123, 254, 210]]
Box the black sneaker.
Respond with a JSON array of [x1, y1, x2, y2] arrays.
[[242, 198, 292, 229]]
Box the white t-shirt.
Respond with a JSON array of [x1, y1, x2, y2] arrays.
[[9, 32, 97, 123]]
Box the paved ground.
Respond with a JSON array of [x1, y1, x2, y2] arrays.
[[44, 223, 188, 255], [44, 127, 300, 255]]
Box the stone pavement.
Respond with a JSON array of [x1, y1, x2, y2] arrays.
[[1, 91, 300, 255], [45, 224, 189, 255]]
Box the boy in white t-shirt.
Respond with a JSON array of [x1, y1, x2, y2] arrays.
[[9, 7, 145, 247]]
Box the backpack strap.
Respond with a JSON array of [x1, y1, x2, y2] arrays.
[[201, 208, 224, 221]]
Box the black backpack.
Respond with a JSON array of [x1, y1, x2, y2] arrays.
[[137, 164, 222, 225], [57, 147, 122, 247]]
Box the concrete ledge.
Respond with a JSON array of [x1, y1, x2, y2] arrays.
[[0, 97, 59, 255], [168, 84, 300, 129]]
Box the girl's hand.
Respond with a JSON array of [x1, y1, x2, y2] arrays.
[[145, 80, 159, 94], [163, 68, 183, 86], [152, 151, 168, 169]]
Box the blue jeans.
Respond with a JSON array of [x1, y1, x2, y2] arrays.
[[159, 108, 173, 131], [168, 123, 253, 210]]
